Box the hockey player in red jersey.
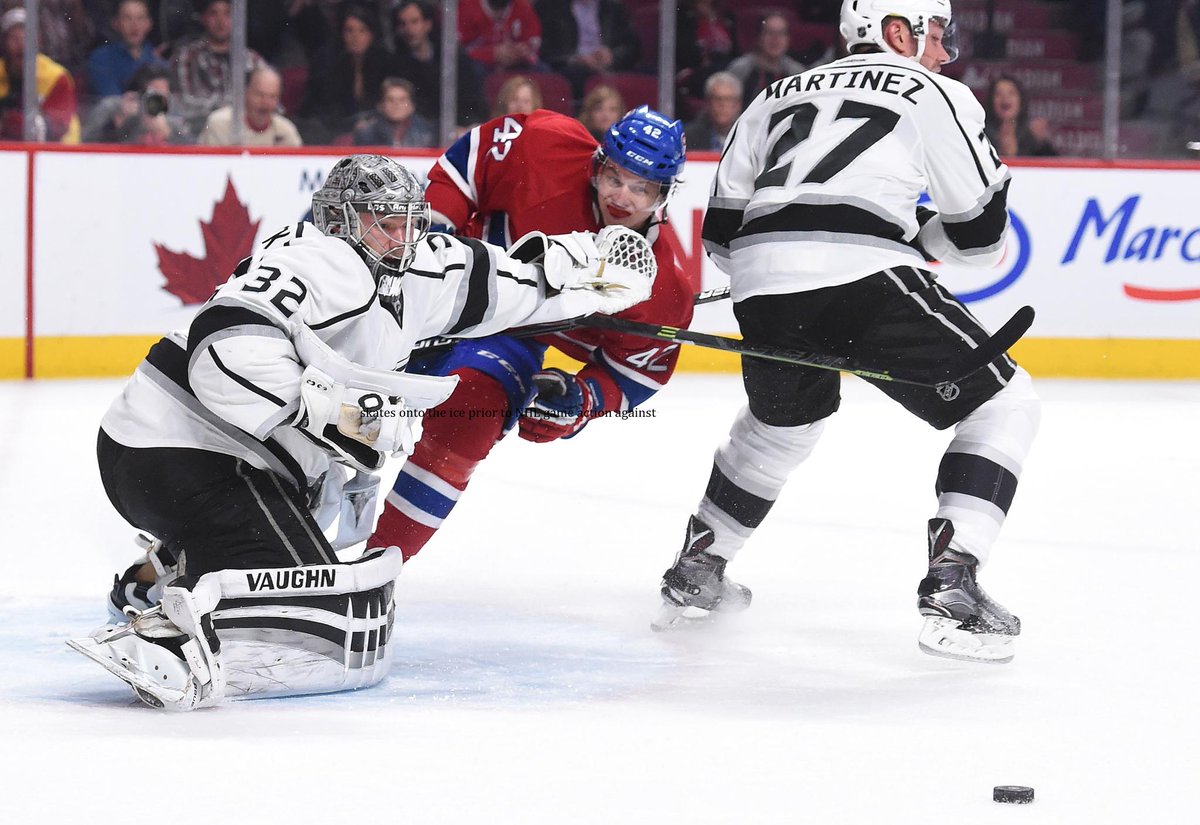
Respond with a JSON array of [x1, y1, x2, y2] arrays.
[[368, 106, 691, 559]]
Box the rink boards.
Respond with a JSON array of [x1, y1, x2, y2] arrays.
[[1, 145, 1198, 379]]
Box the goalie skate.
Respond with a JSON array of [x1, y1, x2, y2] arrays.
[[106, 534, 179, 623], [651, 516, 751, 632], [69, 586, 224, 711], [68, 612, 200, 709], [916, 519, 1020, 664]]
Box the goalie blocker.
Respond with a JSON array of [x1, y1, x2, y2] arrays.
[[69, 546, 403, 711]]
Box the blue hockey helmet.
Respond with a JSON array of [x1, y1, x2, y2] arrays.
[[597, 105, 686, 189]]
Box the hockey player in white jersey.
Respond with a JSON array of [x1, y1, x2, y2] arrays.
[[653, 0, 1040, 664], [69, 154, 657, 710]]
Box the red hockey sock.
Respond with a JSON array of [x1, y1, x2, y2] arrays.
[[369, 369, 508, 561]]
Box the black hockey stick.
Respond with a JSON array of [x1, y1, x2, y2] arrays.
[[413, 286, 731, 354], [694, 285, 731, 305], [573, 305, 1036, 387], [414, 296, 1033, 387]]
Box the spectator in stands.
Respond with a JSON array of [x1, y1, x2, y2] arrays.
[[391, 0, 487, 136], [676, 0, 738, 114], [1, 0, 94, 77], [351, 76, 435, 147], [0, 8, 81, 142], [82, 62, 189, 144], [87, 0, 164, 99], [985, 75, 1057, 157], [577, 83, 624, 141], [199, 65, 302, 146], [492, 73, 542, 116], [684, 70, 741, 151], [172, 0, 266, 137], [459, 0, 544, 73], [535, 0, 639, 101], [300, 4, 392, 142], [726, 11, 805, 109]]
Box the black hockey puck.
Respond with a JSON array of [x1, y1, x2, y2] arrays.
[[993, 785, 1035, 804]]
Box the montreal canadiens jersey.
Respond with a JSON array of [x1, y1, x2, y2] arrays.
[[704, 51, 1012, 300], [101, 222, 606, 489], [427, 109, 693, 411]]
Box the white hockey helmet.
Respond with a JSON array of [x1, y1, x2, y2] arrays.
[[839, 0, 958, 65], [312, 154, 431, 296]]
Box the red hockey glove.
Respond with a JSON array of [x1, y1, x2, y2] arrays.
[[518, 369, 599, 443]]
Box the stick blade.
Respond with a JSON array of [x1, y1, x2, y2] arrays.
[[947, 305, 1036, 383]]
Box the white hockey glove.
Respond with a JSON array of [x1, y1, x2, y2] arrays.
[[297, 364, 423, 473], [291, 327, 459, 474]]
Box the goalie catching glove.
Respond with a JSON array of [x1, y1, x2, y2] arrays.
[[518, 368, 602, 443], [508, 225, 658, 315]]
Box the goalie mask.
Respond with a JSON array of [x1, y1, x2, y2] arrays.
[[840, 0, 958, 65], [311, 154, 431, 297], [592, 105, 686, 216]]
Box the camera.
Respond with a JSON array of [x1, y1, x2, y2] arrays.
[[142, 90, 169, 117]]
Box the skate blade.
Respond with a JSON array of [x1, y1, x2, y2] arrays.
[[66, 637, 187, 710], [650, 601, 741, 632], [917, 616, 1015, 664], [650, 603, 690, 632]]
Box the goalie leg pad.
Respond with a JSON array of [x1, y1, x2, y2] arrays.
[[206, 546, 403, 700], [73, 548, 404, 708]]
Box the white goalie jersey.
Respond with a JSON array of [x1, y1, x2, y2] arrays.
[[101, 222, 601, 491], [703, 50, 1012, 300]]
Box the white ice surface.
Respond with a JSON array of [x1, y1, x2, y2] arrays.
[[0, 375, 1197, 823]]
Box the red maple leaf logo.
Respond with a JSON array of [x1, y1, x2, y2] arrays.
[[155, 177, 262, 305]]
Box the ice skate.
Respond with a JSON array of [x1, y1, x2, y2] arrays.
[[69, 586, 224, 711], [652, 516, 751, 631], [106, 534, 177, 622], [917, 518, 1020, 664], [107, 563, 158, 622]]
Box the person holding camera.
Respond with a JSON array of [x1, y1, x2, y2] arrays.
[[82, 63, 190, 144]]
